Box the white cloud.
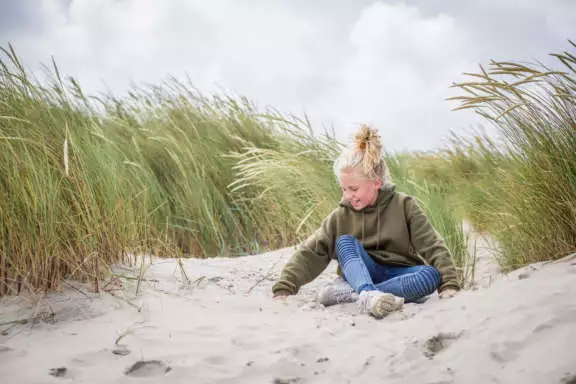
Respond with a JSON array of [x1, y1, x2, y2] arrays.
[[310, 2, 479, 150], [1, 0, 573, 151]]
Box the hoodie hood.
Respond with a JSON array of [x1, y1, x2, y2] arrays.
[[339, 184, 397, 213]]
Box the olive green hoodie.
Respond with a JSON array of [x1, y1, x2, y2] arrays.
[[272, 185, 460, 295]]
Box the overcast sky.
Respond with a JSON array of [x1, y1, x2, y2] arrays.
[[1, 0, 574, 151]]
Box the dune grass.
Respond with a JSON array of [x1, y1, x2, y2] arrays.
[[0, 43, 474, 295], [453, 43, 576, 269], [0, 44, 290, 294], [408, 41, 576, 270], [4, 38, 574, 296]]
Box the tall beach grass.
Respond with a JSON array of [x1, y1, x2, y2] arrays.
[[411, 41, 576, 270], [0, 42, 474, 295]]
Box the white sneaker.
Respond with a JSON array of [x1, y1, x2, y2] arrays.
[[317, 280, 358, 306], [357, 290, 404, 318]]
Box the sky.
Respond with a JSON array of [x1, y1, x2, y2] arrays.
[[0, 0, 574, 151]]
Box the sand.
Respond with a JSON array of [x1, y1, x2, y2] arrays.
[[1, 234, 575, 384]]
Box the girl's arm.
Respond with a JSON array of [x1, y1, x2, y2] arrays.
[[405, 197, 460, 293], [272, 211, 337, 296]]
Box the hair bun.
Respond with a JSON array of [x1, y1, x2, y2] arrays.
[[353, 125, 382, 178]]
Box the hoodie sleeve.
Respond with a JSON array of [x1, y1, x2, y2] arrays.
[[405, 197, 460, 292], [272, 210, 338, 295]]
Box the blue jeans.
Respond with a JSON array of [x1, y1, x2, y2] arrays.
[[336, 235, 440, 303]]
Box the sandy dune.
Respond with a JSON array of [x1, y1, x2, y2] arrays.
[[1, 238, 575, 384]]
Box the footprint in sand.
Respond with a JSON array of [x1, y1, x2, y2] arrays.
[[49, 366, 80, 380], [273, 378, 302, 384], [112, 345, 131, 356], [423, 332, 462, 359], [0, 346, 13, 353], [124, 360, 172, 378], [49, 367, 68, 378]]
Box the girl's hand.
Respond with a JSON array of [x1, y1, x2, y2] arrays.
[[439, 289, 458, 299]]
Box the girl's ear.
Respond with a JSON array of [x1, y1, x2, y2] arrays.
[[374, 178, 383, 189]]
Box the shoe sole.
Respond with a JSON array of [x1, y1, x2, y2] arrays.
[[370, 294, 404, 319]]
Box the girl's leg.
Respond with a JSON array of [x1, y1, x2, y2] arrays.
[[332, 235, 404, 318], [335, 235, 386, 293], [374, 265, 440, 303]]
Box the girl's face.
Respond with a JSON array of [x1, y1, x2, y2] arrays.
[[339, 169, 382, 210]]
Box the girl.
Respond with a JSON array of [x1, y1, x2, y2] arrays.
[[272, 125, 459, 318]]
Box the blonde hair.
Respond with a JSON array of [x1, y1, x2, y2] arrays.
[[333, 125, 392, 189]]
